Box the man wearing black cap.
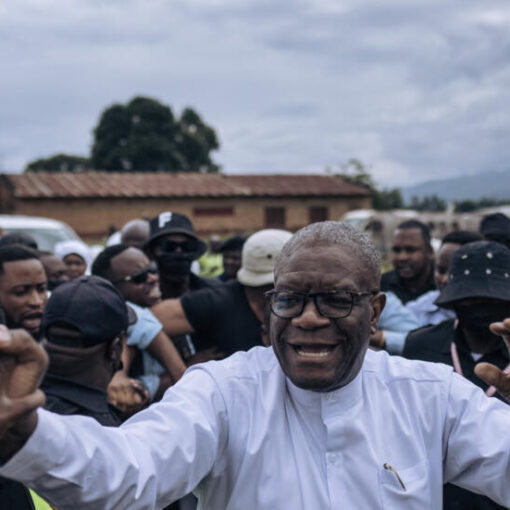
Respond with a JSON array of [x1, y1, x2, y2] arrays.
[[144, 211, 221, 299], [39, 275, 131, 426], [403, 240, 510, 510], [480, 212, 510, 249], [216, 235, 245, 282], [144, 211, 222, 363]]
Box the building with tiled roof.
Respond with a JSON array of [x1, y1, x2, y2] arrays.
[[0, 172, 372, 241]]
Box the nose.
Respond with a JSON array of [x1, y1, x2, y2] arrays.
[[291, 298, 331, 329], [28, 289, 45, 308], [147, 271, 159, 283]]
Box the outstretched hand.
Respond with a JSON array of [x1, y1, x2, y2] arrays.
[[474, 318, 510, 403], [0, 326, 48, 461]]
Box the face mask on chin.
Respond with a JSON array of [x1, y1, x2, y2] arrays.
[[155, 252, 195, 278]]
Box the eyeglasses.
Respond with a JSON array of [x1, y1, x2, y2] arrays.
[[158, 239, 199, 253], [265, 289, 378, 319], [113, 263, 158, 285]]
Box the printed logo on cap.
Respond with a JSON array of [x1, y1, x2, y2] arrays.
[[159, 212, 173, 228]]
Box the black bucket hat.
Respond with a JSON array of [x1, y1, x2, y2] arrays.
[[143, 211, 206, 256], [435, 240, 510, 309]]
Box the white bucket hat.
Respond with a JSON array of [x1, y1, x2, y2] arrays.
[[237, 229, 292, 287]]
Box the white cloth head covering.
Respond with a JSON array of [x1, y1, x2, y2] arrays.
[[54, 240, 92, 269]]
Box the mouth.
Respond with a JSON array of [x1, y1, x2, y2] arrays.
[[290, 343, 338, 359], [22, 313, 43, 331]]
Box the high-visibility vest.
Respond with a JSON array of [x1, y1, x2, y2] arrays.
[[29, 489, 56, 510]]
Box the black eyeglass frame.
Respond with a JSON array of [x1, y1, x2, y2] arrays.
[[265, 289, 379, 319], [112, 264, 158, 285]]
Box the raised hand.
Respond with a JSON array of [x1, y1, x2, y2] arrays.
[[474, 318, 510, 403], [0, 325, 48, 460]]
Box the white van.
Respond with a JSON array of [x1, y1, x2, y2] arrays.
[[0, 215, 81, 251]]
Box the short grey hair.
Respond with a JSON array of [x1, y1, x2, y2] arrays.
[[275, 221, 381, 287]]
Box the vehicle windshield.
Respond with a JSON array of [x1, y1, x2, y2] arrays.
[[2, 227, 80, 251]]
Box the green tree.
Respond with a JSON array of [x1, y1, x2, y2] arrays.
[[25, 154, 90, 173], [372, 188, 404, 210], [329, 158, 404, 211], [90, 97, 219, 172]]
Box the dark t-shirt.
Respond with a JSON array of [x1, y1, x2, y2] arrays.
[[161, 273, 224, 361], [180, 280, 262, 356], [0, 477, 35, 510], [41, 374, 122, 426], [380, 266, 435, 304], [403, 319, 509, 510]]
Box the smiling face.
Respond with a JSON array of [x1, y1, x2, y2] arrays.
[[269, 242, 384, 392], [0, 258, 48, 337], [391, 228, 432, 282], [63, 253, 87, 280], [110, 247, 161, 307]]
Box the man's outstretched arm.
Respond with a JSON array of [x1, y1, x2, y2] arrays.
[[0, 328, 228, 509], [0, 326, 48, 461]]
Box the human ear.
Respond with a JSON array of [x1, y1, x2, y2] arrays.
[[108, 335, 124, 371], [369, 293, 386, 334]]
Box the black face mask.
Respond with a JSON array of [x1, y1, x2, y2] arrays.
[[155, 252, 195, 278], [456, 302, 509, 337]]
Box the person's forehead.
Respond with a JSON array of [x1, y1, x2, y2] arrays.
[[437, 242, 460, 261], [393, 228, 426, 246], [276, 243, 368, 288], [0, 258, 45, 281], [63, 253, 86, 262]]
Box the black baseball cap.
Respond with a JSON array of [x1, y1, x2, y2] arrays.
[[42, 275, 135, 347], [144, 211, 206, 255], [480, 213, 510, 242], [219, 235, 246, 253]]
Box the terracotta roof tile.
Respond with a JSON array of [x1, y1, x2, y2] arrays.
[[2, 172, 370, 199]]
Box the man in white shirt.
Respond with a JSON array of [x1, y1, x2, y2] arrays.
[[0, 221, 509, 509]]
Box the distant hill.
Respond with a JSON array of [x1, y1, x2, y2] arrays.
[[401, 170, 510, 203]]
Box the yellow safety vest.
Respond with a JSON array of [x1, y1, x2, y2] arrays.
[[29, 489, 56, 510]]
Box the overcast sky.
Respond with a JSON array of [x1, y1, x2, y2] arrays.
[[2, 0, 510, 187]]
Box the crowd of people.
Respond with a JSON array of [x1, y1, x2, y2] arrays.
[[0, 209, 509, 509]]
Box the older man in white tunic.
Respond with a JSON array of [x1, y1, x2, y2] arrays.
[[0, 221, 509, 509]]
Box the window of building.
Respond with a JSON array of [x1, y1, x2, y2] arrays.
[[309, 206, 328, 223], [265, 207, 286, 228], [193, 207, 234, 217]]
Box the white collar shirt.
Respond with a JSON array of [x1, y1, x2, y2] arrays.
[[1, 347, 510, 509]]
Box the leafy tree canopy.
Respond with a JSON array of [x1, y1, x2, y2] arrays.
[[25, 96, 220, 173], [91, 97, 220, 172], [328, 158, 403, 211], [25, 154, 90, 173]]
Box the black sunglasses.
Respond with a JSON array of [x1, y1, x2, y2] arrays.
[[113, 263, 158, 285], [265, 289, 378, 319], [158, 239, 199, 253]]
